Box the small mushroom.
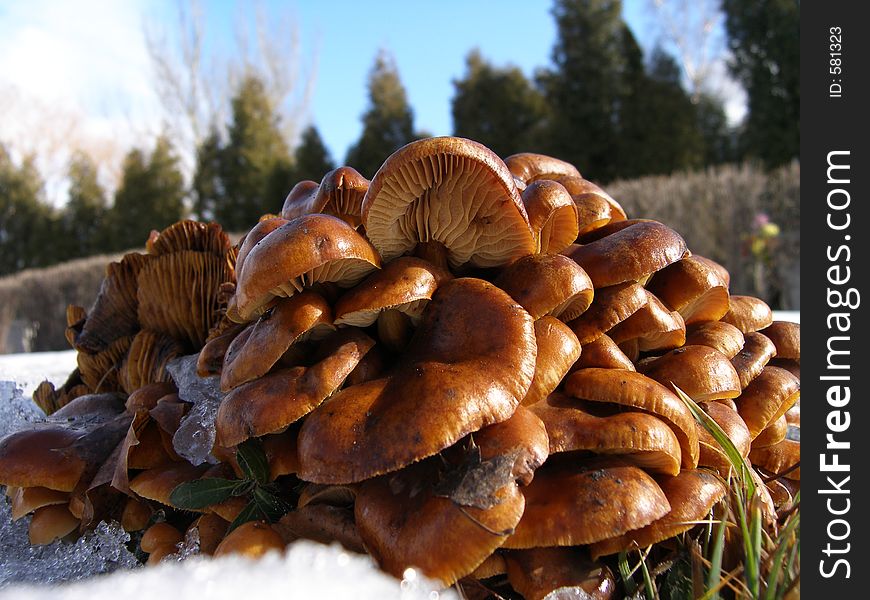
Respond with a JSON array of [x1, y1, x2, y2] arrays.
[[567, 282, 647, 345], [685, 321, 745, 359], [213, 521, 286, 558], [494, 253, 594, 321], [731, 332, 777, 389], [639, 345, 741, 403], [749, 439, 801, 481], [570, 334, 635, 371], [735, 366, 801, 439], [721, 296, 774, 333], [504, 547, 617, 600], [28, 504, 80, 546], [760, 321, 800, 363], [555, 174, 627, 234], [523, 317, 582, 406], [646, 256, 730, 325], [696, 401, 752, 472], [504, 152, 581, 185], [281, 166, 370, 228], [607, 291, 686, 354], [520, 180, 579, 254]]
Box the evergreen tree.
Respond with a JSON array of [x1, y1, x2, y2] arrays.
[[216, 74, 294, 229], [451, 49, 547, 157], [0, 145, 56, 275], [722, 0, 799, 166], [294, 125, 335, 183], [695, 93, 734, 165], [109, 137, 185, 251], [345, 50, 416, 178], [538, 0, 632, 181], [191, 127, 224, 222], [62, 151, 110, 258]]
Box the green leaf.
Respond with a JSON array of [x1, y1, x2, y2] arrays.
[[252, 487, 292, 523], [227, 499, 267, 534], [169, 478, 239, 510], [236, 438, 270, 485]]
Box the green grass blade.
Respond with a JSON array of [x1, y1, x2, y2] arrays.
[[765, 511, 801, 600], [618, 551, 638, 596], [705, 515, 727, 599]]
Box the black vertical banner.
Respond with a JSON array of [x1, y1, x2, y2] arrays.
[[802, 0, 870, 596]]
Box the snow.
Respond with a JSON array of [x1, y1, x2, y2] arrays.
[[0, 356, 453, 599]]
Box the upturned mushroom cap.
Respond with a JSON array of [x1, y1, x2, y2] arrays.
[[564, 369, 700, 468], [522, 317, 582, 406], [146, 220, 233, 258], [73, 252, 151, 354], [137, 249, 235, 350], [530, 393, 682, 476], [28, 504, 80, 546], [607, 291, 686, 353], [119, 330, 184, 394], [749, 439, 801, 481], [503, 458, 670, 549], [504, 152, 581, 184], [494, 253, 594, 321], [220, 292, 334, 391], [589, 469, 727, 559], [233, 214, 381, 322], [10, 486, 70, 521], [281, 166, 370, 228], [696, 401, 752, 471], [568, 282, 647, 344], [215, 328, 375, 447], [505, 548, 616, 600], [735, 366, 801, 439], [721, 296, 774, 333], [685, 321, 745, 359], [520, 180, 579, 254], [333, 256, 453, 327], [732, 332, 777, 389], [362, 137, 535, 269], [646, 256, 730, 325], [639, 345, 741, 403], [354, 457, 525, 587], [297, 277, 537, 484], [76, 335, 133, 394], [567, 221, 688, 288], [761, 321, 801, 362], [571, 334, 635, 371], [213, 521, 286, 558]]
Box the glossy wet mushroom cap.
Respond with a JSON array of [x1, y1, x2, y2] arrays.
[[281, 166, 370, 228], [735, 366, 801, 439], [504, 152, 581, 185], [646, 256, 730, 325], [522, 317, 582, 406], [760, 321, 800, 362], [685, 321, 745, 359], [721, 296, 774, 333], [504, 547, 617, 600], [213, 521, 286, 558], [639, 345, 741, 403], [494, 253, 594, 321], [567, 282, 647, 345], [731, 332, 778, 389], [696, 401, 752, 472], [570, 334, 635, 371], [362, 137, 535, 269], [520, 180, 579, 254], [607, 291, 686, 354]]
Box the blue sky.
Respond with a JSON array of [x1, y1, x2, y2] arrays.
[[0, 0, 741, 204]]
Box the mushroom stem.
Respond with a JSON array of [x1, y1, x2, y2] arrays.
[[413, 241, 450, 271], [377, 309, 412, 353]]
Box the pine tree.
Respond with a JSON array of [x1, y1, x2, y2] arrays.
[[294, 125, 335, 183], [109, 137, 185, 251], [191, 127, 224, 222], [62, 151, 110, 258], [345, 50, 416, 178], [538, 0, 632, 180], [216, 74, 294, 230], [722, 0, 799, 166], [451, 49, 547, 158], [0, 145, 56, 275]]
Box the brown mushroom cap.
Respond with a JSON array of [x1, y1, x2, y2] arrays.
[[10, 486, 70, 521], [555, 175, 628, 233], [503, 458, 670, 549], [735, 366, 801, 439], [639, 345, 741, 403], [494, 253, 594, 321], [749, 439, 801, 481], [589, 469, 727, 559], [721, 296, 774, 333], [530, 393, 682, 476], [693, 255, 731, 287], [120, 497, 153, 532], [504, 547, 617, 600], [522, 317, 582, 406], [297, 277, 537, 484], [567, 221, 687, 288], [128, 462, 211, 508], [362, 137, 535, 269], [146, 220, 233, 258], [276, 504, 364, 553], [504, 152, 581, 184], [471, 405, 550, 486], [732, 332, 777, 389], [685, 321, 746, 359], [646, 256, 730, 325], [220, 292, 334, 391], [215, 328, 375, 447], [232, 214, 381, 322], [281, 167, 370, 228], [119, 330, 184, 394], [760, 321, 801, 362], [571, 334, 636, 371], [76, 335, 133, 394], [213, 521, 286, 558], [568, 282, 647, 344], [520, 180, 579, 254], [28, 504, 80, 546], [752, 414, 789, 448], [333, 256, 453, 327], [564, 369, 699, 468], [141, 522, 183, 554], [233, 217, 287, 283], [354, 458, 525, 587], [607, 291, 686, 353], [696, 401, 752, 471]]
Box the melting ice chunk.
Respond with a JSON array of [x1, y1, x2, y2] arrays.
[[166, 355, 224, 466]]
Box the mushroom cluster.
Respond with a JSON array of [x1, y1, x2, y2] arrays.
[[0, 137, 799, 598]]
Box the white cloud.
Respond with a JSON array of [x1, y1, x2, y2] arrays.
[[0, 0, 163, 204]]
